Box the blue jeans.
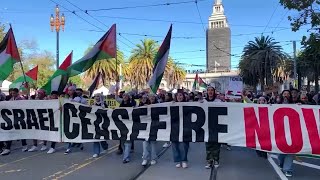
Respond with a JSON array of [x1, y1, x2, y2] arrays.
[[278, 154, 294, 172], [172, 142, 189, 163], [142, 141, 157, 161], [93, 141, 108, 155], [123, 141, 132, 161]]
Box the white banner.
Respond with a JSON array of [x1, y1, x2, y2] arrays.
[[63, 101, 320, 155], [0, 100, 61, 142], [1, 100, 320, 155]]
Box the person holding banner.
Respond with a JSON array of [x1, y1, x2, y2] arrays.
[[172, 91, 189, 169], [278, 90, 294, 177], [1, 88, 28, 156], [28, 89, 48, 152], [64, 86, 87, 155], [92, 93, 109, 158], [141, 94, 158, 166], [47, 91, 60, 154], [203, 86, 222, 169], [162, 92, 173, 148], [118, 93, 136, 163]]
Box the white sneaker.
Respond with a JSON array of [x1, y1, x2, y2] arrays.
[[21, 146, 28, 152], [1, 149, 10, 156], [141, 160, 148, 166], [47, 148, 55, 154], [182, 162, 188, 168], [150, 160, 157, 165], [93, 154, 98, 158], [28, 146, 37, 152], [163, 142, 171, 148], [176, 163, 181, 168], [40, 145, 47, 151]]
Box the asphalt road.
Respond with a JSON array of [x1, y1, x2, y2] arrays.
[[0, 140, 319, 180]]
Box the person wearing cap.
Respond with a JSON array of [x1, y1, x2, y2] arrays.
[[203, 86, 222, 169]]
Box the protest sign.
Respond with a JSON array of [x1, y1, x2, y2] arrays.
[[0, 100, 61, 142], [62, 101, 320, 154], [1, 100, 320, 154]]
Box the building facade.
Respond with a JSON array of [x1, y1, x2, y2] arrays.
[[206, 0, 231, 73]]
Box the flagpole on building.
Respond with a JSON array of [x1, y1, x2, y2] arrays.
[[10, 24, 30, 97]]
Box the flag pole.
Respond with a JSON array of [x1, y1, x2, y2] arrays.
[[10, 24, 30, 97]]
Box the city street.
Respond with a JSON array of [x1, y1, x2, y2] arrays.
[[0, 140, 319, 180]]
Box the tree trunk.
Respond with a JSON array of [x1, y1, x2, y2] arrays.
[[297, 72, 302, 90], [307, 80, 311, 92], [315, 69, 319, 93]]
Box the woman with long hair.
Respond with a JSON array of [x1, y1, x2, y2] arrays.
[[203, 86, 222, 169], [119, 93, 136, 163], [172, 91, 190, 168], [92, 93, 109, 158], [278, 90, 294, 177], [141, 94, 158, 166], [162, 92, 173, 148]]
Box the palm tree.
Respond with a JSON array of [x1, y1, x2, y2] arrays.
[[127, 39, 158, 88], [84, 50, 125, 86], [239, 35, 288, 90], [170, 63, 186, 88]]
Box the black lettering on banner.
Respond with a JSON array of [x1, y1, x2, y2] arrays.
[[1, 109, 13, 130], [130, 108, 148, 140], [12, 109, 26, 129], [149, 107, 168, 141], [48, 109, 58, 131], [183, 106, 205, 142], [37, 109, 49, 131], [26, 109, 40, 129], [208, 107, 228, 142], [111, 109, 129, 140], [63, 103, 80, 139], [170, 106, 180, 142], [95, 109, 110, 140], [79, 105, 94, 139]]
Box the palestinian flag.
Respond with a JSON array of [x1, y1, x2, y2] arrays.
[[148, 25, 172, 93], [192, 73, 207, 91], [42, 51, 72, 94], [88, 72, 104, 96], [0, 27, 21, 82], [68, 24, 116, 77], [9, 66, 38, 89]]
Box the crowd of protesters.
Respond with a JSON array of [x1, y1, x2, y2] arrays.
[[0, 85, 315, 177]]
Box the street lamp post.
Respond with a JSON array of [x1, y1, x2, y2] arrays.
[[50, 5, 65, 69]]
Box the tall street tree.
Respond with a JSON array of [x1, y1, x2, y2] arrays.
[[239, 35, 288, 90], [128, 39, 158, 88]]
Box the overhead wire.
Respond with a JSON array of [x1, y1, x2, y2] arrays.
[[262, 2, 280, 34], [63, 0, 136, 49], [77, 0, 208, 12]]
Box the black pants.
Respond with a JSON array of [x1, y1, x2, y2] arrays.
[[6, 140, 27, 150], [0, 141, 5, 150], [51, 142, 56, 149], [205, 142, 221, 162]]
